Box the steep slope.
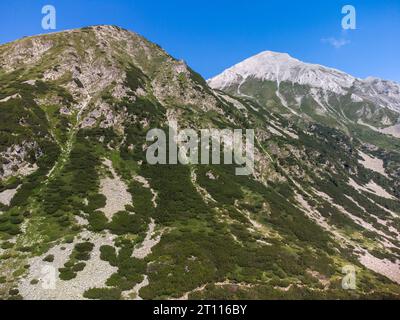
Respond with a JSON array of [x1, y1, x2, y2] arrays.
[[0, 27, 399, 300]]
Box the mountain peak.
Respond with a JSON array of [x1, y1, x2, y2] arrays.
[[208, 50, 400, 115], [208, 50, 355, 95], [253, 50, 297, 62]]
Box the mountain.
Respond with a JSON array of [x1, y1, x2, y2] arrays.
[[208, 51, 400, 136], [208, 51, 356, 95], [0, 26, 400, 300]]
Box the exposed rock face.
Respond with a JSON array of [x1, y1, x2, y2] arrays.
[[18, 231, 118, 300], [0, 186, 20, 206], [0, 142, 40, 180], [99, 159, 132, 221], [0, 37, 53, 72]]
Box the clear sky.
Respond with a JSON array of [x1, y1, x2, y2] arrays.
[[0, 0, 399, 82]]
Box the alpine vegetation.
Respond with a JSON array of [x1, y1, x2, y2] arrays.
[[0, 26, 399, 300]]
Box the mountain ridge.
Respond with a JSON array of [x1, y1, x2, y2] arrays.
[[208, 50, 400, 88], [208, 50, 400, 114]]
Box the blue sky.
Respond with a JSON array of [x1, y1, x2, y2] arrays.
[[0, 0, 399, 81]]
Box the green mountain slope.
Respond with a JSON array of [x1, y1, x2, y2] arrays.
[[0, 26, 399, 300]]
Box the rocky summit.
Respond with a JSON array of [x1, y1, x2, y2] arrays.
[[0, 25, 399, 300]]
